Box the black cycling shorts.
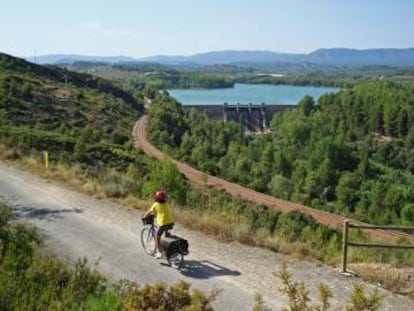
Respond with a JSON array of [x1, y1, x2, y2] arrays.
[[156, 223, 174, 236]]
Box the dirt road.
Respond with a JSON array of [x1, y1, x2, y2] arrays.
[[133, 116, 413, 242], [1, 166, 413, 309]]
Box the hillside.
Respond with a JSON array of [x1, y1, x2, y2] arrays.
[[0, 53, 144, 168], [29, 48, 414, 67], [0, 53, 142, 129]]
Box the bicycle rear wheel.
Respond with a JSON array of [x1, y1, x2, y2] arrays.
[[141, 227, 156, 255], [167, 252, 184, 269]]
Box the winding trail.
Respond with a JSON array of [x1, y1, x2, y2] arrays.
[[133, 116, 413, 241]]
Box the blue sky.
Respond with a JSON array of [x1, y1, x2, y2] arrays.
[[1, 0, 414, 57]]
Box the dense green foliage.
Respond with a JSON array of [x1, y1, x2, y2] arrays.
[[147, 81, 414, 226], [0, 203, 122, 310], [130, 71, 235, 90], [237, 73, 356, 88], [68, 61, 235, 90]]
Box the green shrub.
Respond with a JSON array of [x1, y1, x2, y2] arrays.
[[121, 280, 219, 311], [99, 169, 138, 198], [0, 202, 119, 310]]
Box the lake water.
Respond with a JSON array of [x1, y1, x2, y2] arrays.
[[166, 83, 339, 106]]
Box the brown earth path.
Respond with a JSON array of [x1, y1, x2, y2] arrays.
[[133, 116, 413, 241]]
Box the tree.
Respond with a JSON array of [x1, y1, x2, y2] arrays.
[[373, 108, 384, 134], [0, 108, 6, 125], [335, 172, 360, 211], [274, 151, 291, 177], [397, 108, 409, 138], [383, 104, 399, 137], [405, 127, 414, 148], [21, 82, 32, 98], [268, 174, 292, 200], [8, 79, 18, 96], [147, 93, 188, 147], [298, 95, 315, 117], [143, 159, 188, 206], [400, 203, 414, 225]]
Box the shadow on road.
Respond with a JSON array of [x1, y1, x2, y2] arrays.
[[12, 205, 81, 220], [179, 260, 241, 279]]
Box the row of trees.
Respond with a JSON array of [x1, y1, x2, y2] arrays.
[[128, 72, 234, 90], [147, 82, 414, 226]]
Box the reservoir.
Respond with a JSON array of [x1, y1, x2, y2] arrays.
[[167, 83, 339, 106]]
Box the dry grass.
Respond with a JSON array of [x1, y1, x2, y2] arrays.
[[81, 180, 99, 195], [121, 194, 148, 210], [0, 145, 148, 212], [21, 157, 40, 169], [172, 208, 318, 260], [0, 146, 105, 199], [261, 235, 317, 259], [0, 147, 22, 160], [350, 263, 414, 299], [173, 208, 260, 244]]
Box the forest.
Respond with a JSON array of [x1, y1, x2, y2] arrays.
[[147, 81, 414, 226]]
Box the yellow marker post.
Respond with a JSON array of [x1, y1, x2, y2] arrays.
[[44, 151, 49, 169]]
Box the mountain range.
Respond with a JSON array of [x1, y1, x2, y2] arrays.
[[26, 48, 414, 67]]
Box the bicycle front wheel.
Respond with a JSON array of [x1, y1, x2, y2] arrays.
[[141, 227, 156, 255]]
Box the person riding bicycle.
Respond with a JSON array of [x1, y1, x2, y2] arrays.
[[143, 189, 174, 259]]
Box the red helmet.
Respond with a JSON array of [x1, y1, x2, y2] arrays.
[[154, 190, 166, 202]]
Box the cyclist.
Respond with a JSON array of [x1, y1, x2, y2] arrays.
[[143, 189, 174, 259]]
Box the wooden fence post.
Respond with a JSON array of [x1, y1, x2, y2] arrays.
[[341, 220, 350, 273]]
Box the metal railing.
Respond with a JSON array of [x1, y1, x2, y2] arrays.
[[341, 220, 414, 273]]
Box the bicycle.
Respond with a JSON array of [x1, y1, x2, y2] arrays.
[[141, 215, 189, 269]]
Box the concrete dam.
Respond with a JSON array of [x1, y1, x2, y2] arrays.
[[185, 103, 295, 132]]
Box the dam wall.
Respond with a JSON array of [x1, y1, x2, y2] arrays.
[[184, 103, 295, 132]]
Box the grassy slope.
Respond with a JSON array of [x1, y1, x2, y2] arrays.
[[0, 53, 143, 138]]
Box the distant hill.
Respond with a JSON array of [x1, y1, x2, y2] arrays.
[[27, 54, 137, 65], [139, 50, 305, 65], [307, 48, 414, 66], [27, 48, 414, 67]]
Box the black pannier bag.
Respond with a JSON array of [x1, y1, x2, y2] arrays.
[[160, 236, 189, 257]]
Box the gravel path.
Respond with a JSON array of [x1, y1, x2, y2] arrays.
[[0, 162, 413, 310]]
